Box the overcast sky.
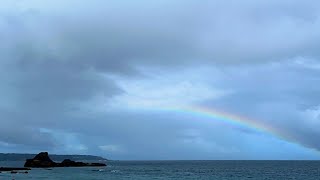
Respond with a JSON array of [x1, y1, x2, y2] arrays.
[[1, 0, 320, 160]]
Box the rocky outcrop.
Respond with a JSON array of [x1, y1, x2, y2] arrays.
[[24, 152, 106, 168], [24, 152, 56, 168], [57, 159, 106, 167]]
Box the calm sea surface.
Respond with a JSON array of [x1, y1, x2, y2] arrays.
[[1, 160, 320, 180]]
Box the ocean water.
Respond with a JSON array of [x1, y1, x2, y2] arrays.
[[1, 160, 320, 180]]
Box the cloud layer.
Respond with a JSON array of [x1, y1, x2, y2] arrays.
[[0, 0, 320, 159]]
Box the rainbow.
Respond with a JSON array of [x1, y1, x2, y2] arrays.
[[173, 105, 278, 134], [156, 105, 313, 151]]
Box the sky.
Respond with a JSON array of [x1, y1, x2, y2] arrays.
[[1, 0, 320, 160]]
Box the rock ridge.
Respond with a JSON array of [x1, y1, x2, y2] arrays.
[[24, 152, 106, 168]]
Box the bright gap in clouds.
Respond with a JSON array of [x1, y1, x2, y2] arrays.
[[110, 67, 232, 109]]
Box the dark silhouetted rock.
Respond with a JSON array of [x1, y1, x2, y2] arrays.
[[24, 152, 106, 168], [57, 159, 106, 167], [59, 159, 86, 167], [24, 152, 57, 168]]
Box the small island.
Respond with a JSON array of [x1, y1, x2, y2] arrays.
[[24, 152, 106, 168]]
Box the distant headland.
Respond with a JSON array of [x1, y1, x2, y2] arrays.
[[0, 152, 107, 162]]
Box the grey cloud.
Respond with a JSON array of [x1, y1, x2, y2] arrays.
[[0, 110, 57, 148], [1, 0, 320, 159], [199, 61, 320, 151], [3, 0, 320, 70]]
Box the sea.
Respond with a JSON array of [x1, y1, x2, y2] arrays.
[[1, 160, 320, 180]]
